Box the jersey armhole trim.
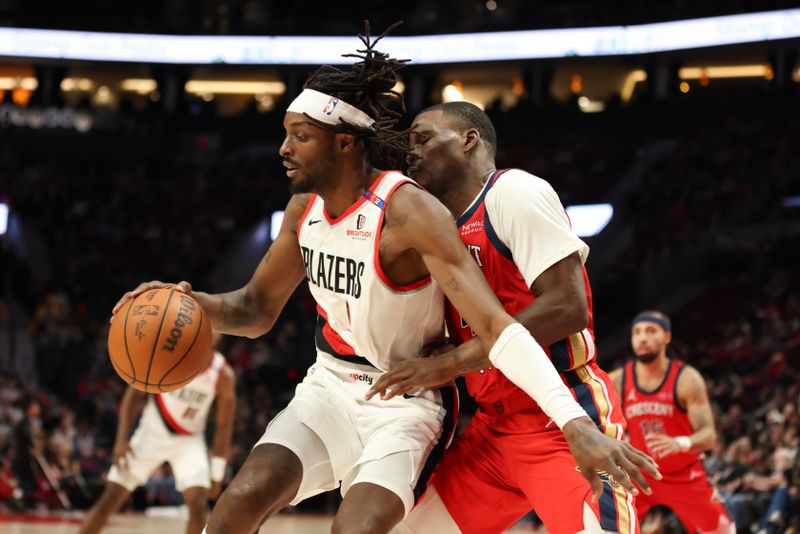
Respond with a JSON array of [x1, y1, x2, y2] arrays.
[[373, 180, 433, 293], [296, 194, 318, 236]]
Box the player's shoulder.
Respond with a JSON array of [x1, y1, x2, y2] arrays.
[[608, 366, 624, 381], [487, 168, 558, 202], [386, 175, 449, 223], [676, 362, 706, 391], [288, 193, 313, 213]]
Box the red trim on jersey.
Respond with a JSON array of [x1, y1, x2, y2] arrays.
[[316, 305, 358, 355], [322, 171, 391, 225], [373, 179, 433, 292], [295, 194, 317, 235], [155, 394, 192, 435]]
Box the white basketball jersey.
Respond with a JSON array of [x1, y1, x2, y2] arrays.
[[297, 171, 445, 371], [140, 352, 226, 435]]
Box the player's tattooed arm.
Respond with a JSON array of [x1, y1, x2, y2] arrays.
[[390, 185, 515, 348]]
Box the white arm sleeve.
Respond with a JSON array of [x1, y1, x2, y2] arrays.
[[485, 170, 589, 287], [489, 323, 587, 429]]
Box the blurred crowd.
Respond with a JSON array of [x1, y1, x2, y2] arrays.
[[1, 88, 800, 533]]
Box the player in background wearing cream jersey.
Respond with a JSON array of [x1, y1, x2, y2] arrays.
[[609, 311, 734, 534], [78, 335, 236, 534], [113, 25, 658, 534], [368, 102, 656, 534]]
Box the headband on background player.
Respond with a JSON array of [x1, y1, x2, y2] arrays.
[[287, 89, 376, 131], [632, 312, 671, 332]]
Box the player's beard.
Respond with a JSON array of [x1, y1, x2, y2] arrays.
[[288, 162, 334, 194], [635, 351, 660, 364]]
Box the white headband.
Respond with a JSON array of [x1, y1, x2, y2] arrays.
[[286, 89, 376, 131]]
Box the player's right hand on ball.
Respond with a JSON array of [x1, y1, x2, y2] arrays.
[[112, 440, 135, 472], [111, 280, 193, 319]]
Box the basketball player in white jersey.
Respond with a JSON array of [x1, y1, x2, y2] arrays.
[[78, 336, 236, 534], [113, 25, 658, 534]]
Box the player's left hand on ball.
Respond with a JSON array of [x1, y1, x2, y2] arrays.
[[365, 356, 456, 401], [209, 481, 222, 500], [563, 417, 662, 502]]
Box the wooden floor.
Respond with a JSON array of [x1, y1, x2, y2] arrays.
[[0, 511, 542, 533]]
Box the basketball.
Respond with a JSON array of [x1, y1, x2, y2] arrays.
[[108, 288, 213, 393]]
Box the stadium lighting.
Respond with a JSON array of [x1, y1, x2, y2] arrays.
[[121, 78, 158, 94], [783, 196, 800, 208], [184, 80, 286, 95], [270, 210, 285, 241], [1, 9, 799, 64], [0, 203, 8, 236], [678, 65, 772, 79], [442, 84, 465, 102], [565, 203, 613, 237], [0, 77, 38, 90], [621, 70, 647, 102]]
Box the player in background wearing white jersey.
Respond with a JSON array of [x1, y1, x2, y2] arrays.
[[113, 25, 657, 534], [78, 335, 236, 534]]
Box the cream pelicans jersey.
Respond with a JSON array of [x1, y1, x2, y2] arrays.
[[139, 352, 227, 436], [297, 171, 445, 371]]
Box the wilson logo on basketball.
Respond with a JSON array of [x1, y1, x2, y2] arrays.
[[162, 295, 197, 352]]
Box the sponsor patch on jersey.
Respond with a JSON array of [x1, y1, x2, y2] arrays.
[[460, 220, 484, 235]]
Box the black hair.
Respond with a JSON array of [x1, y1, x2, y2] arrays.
[[302, 21, 409, 169], [421, 101, 498, 156]]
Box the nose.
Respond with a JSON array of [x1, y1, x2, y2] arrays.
[[279, 138, 291, 158], [406, 151, 419, 166]]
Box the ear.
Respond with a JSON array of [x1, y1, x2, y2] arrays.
[[336, 133, 358, 154], [664, 331, 672, 345], [463, 128, 480, 153]]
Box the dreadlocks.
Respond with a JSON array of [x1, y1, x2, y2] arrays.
[[303, 21, 409, 170]]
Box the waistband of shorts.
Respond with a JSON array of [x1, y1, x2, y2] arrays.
[[316, 350, 382, 375], [478, 387, 543, 418]]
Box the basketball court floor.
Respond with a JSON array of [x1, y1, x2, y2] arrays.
[[0, 511, 542, 533]]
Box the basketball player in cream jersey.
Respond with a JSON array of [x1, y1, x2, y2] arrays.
[[114, 26, 658, 534], [78, 336, 236, 534]]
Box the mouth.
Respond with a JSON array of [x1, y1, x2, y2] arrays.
[[283, 161, 299, 178]]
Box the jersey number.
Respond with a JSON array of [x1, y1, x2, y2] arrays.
[[182, 407, 199, 421], [639, 419, 666, 437]]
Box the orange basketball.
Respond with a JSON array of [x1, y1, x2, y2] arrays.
[[108, 288, 213, 393]]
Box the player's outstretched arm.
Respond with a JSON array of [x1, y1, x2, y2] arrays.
[[209, 364, 236, 499], [111, 195, 310, 338], [647, 365, 717, 457], [367, 252, 592, 396]]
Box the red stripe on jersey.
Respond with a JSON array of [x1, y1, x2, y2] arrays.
[[316, 305, 358, 356], [295, 193, 317, 235], [372, 179, 433, 292], [155, 394, 192, 435]]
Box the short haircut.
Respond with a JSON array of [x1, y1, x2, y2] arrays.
[[421, 101, 497, 156]]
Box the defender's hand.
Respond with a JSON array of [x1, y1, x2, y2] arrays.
[[365, 347, 457, 401], [111, 280, 193, 318], [563, 417, 662, 502]]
